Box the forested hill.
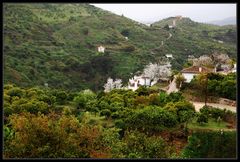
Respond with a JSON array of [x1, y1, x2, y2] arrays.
[[3, 4, 237, 91]]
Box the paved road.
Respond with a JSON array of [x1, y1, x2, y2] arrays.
[[167, 76, 179, 94], [190, 101, 236, 113], [167, 33, 172, 40]]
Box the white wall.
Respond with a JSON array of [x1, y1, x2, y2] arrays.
[[98, 46, 105, 53], [138, 78, 151, 86], [182, 73, 196, 83], [128, 77, 151, 91]]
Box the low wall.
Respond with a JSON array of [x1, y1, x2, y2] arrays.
[[218, 98, 236, 107]]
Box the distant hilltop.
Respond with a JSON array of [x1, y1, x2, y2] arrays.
[[206, 16, 236, 26]]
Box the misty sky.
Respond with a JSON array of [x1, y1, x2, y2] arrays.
[[91, 4, 236, 23]]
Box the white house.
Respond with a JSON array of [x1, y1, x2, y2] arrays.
[[128, 75, 151, 91], [181, 66, 213, 83], [98, 46, 105, 53], [166, 54, 173, 59]]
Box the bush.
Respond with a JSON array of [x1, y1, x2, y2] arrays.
[[158, 92, 167, 107], [134, 96, 150, 106], [7, 87, 24, 98], [197, 113, 208, 125], [164, 101, 195, 124], [121, 29, 130, 37], [4, 112, 120, 158], [166, 92, 184, 103], [54, 91, 68, 105], [123, 130, 170, 158], [73, 90, 96, 109], [100, 109, 111, 118], [126, 106, 178, 131], [135, 86, 149, 96], [200, 106, 236, 122], [182, 130, 237, 158], [114, 119, 125, 130]]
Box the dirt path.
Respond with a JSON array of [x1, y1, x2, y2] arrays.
[[167, 76, 179, 94], [190, 101, 236, 113]]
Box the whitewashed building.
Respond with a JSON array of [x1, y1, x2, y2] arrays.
[[128, 75, 151, 91], [98, 46, 105, 53], [181, 66, 213, 83], [165, 54, 173, 59]]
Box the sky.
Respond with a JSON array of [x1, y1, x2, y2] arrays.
[[91, 4, 236, 23]]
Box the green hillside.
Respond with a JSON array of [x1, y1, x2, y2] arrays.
[[151, 17, 236, 67], [3, 4, 237, 91]]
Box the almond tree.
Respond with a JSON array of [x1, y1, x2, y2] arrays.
[[103, 78, 114, 92], [193, 55, 213, 67], [103, 78, 123, 92], [143, 63, 171, 85]]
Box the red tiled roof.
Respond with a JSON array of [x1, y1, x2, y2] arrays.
[[181, 66, 213, 74]]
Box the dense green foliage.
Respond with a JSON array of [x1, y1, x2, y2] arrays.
[[186, 72, 236, 100], [4, 84, 178, 158], [182, 130, 236, 158], [3, 84, 236, 158], [207, 73, 236, 100], [3, 4, 236, 91], [200, 105, 236, 124]]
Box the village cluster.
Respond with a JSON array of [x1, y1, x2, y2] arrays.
[[101, 46, 236, 93]]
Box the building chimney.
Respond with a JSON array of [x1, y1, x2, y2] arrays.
[[199, 67, 202, 72]]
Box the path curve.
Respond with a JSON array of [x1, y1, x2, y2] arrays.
[[167, 76, 179, 94], [167, 33, 172, 40], [190, 101, 236, 113]]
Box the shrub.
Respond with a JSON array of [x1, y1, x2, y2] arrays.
[[135, 86, 149, 96], [196, 113, 208, 125], [126, 106, 178, 131], [123, 130, 170, 158], [121, 29, 130, 37], [166, 92, 184, 103], [73, 90, 96, 109], [7, 87, 24, 98], [100, 109, 111, 118], [4, 112, 120, 158], [182, 130, 236, 158]]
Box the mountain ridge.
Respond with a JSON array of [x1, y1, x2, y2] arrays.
[[206, 16, 236, 26]]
